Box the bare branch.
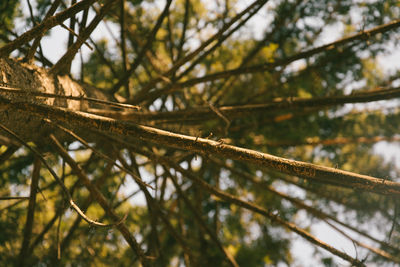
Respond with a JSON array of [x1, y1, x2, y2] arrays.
[[6, 98, 400, 195], [0, 196, 30, 200], [50, 0, 118, 75], [324, 220, 400, 263], [119, 0, 129, 96], [59, 22, 93, 50], [25, 0, 62, 62], [117, 155, 197, 265], [28, 205, 64, 256], [0, 145, 19, 164], [18, 157, 41, 266], [215, 159, 400, 256], [89, 87, 400, 124], [0, 85, 140, 110], [262, 136, 400, 147], [176, 0, 190, 61], [0, 0, 97, 57]]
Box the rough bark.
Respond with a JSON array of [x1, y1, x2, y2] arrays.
[[0, 57, 109, 143]]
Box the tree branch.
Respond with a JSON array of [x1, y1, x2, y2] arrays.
[[17, 157, 41, 266], [215, 159, 400, 257], [89, 86, 400, 123], [25, 0, 62, 62], [117, 154, 197, 265], [0, 0, 97, 58], [50, 0, 118, 75], [0, 85, 139, 110], [5, 98, 400, 195], [46, 119, 152, 189]]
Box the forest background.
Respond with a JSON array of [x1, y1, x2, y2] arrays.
[[0, 0, 400, 266]]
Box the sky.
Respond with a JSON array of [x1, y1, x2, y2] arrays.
[[14, 0, 400, 266]]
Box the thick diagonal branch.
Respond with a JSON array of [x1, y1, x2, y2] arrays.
[[216, 160, 400, 260], [3, 98, 400, 195]]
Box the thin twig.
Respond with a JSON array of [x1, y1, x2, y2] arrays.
[[0, 198, 27, 212], [119, 0, 129, 97], [57, 162, 114, 256], [324, 220, 400, 263], [388, 199, 399, 242], [0, 196, 30, 200], [117, 154, 197, 265], [208, 102, 230, 133], [60, 23, 93, 50], [66, 0, 77, 64], [0, 145, 19, 163], [214, 158, 400, 256], [98, 86, 400, 124], [0, 85, 140, 110], [56, 205, 63, 261], [176, 0, 190, 61], [28, 203, 65, 255]]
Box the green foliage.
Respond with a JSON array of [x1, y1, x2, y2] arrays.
[[0, 0, 20, 43], [1, 0, 400, 266]]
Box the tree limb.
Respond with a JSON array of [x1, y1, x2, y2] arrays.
[[17, 157, 41, 267], [4, 98, 400, 195], [0, 0, 97, 57]]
